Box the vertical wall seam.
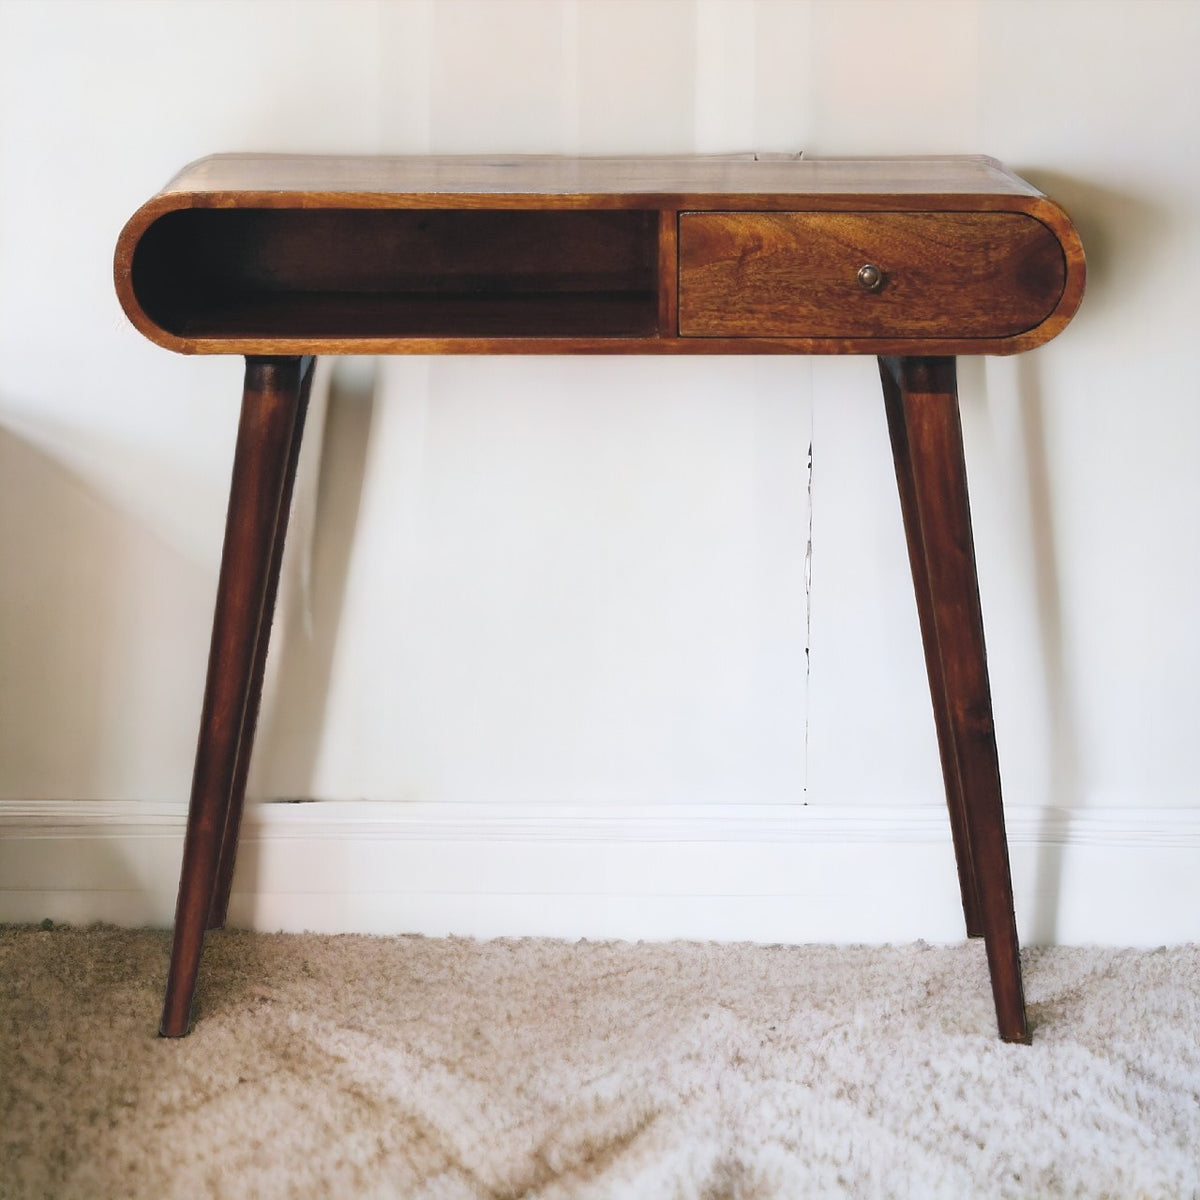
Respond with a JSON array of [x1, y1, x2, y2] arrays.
[[803, 424, 814, 802]]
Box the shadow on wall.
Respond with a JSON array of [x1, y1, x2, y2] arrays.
[[1008, 170, 1167, 943], [0, 420, 212, 802], [1014, 354, 1077, 945], [1017, 168, 1170, 319], [249, 359, 379, 803]]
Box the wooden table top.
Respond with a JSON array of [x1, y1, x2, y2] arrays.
[[114, 154, 1085, 358], [151, 153, 1045, 205]]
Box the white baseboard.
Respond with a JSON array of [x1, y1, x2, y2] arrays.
[[3, 799, 1198, 945]]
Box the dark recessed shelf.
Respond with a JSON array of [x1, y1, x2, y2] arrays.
[[132, 208, 661, 341], [172, 290, 659, 340]]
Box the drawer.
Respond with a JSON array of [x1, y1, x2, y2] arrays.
[[677, 212, 1067, 340]]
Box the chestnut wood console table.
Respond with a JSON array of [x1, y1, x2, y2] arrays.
[[115, 154, 1085, 1042]]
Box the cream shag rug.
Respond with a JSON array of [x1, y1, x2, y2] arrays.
[[1, 926, 1198, 1199]]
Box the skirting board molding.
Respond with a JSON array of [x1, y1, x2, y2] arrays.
[[3, 800, 1199, 945]]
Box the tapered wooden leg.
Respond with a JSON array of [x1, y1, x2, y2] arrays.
[[207, 356, 315, 929], [880, 358, 984, 939], [160, 357, 307, 1038], [879, 356, 1028, 1044]]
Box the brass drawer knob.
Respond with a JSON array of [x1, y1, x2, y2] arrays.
[[857, 263, 884, 292]]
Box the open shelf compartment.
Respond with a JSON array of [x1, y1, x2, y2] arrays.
[[131, 208, 663, 341]]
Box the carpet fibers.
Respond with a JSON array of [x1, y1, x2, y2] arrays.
[[1, 926, 1198, 1198]]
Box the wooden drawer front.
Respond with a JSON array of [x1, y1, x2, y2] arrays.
[[678, 212, 1066, 340]]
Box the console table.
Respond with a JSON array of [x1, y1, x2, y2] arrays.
[[114, 154, 1085, 1042]]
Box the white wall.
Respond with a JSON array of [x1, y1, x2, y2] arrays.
[[1, 0, 1198, 942]]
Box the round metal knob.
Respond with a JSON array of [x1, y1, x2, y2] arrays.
[[857, 263, 884, 292]]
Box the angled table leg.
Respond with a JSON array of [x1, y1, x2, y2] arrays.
[[160, 356, 309, 1038], [880, 358, 984, 939], [207, 356, 315, 930], [879, 355, 1028, 1044]]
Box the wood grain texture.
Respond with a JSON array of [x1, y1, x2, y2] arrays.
[[678, 212, 1066, 339], [880, 358, 983, 939], [113, 155, 1085, 357], [160, 357, 305, 1038], [879, 356, 1028, 1044], [658, 209, 679, 335], [154, 153, 1042, 200]]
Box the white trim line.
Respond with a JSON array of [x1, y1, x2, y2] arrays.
[[4, 799, 1200, 943], [3, 798, 1200, 848]]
